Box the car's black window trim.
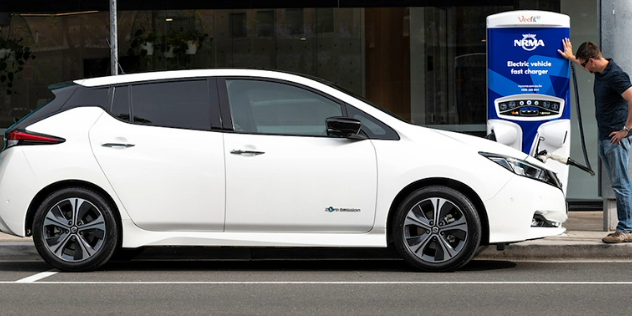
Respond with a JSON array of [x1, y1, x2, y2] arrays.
[[207, 78, 222, 129], [217, 78, 233, 130], [108, 85, 132, 122]]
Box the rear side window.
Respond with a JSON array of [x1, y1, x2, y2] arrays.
[[131, 80, 211, 130]]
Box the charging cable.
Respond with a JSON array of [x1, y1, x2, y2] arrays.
[[570, 63, 594, 174], [536, 149, 595, 175]]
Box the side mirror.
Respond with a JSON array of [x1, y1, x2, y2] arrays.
[[326, 116, 366, 140]]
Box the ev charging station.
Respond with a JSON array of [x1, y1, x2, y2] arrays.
[[486, 11, 572, 194]]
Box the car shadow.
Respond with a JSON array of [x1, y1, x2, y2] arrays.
[[100, 246, 517, 273]]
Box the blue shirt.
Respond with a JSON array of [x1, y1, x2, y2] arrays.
[[595, 59, 632, 140]]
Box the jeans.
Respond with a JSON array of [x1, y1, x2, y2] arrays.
[[599, 137, 632, 232]]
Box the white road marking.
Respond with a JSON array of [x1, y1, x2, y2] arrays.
[[15, 269, 59, 283], [3, 281, 632, 285]]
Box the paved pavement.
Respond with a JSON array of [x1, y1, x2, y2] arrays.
[[476, 210, 632, 260], [2, 211, 631, 262]]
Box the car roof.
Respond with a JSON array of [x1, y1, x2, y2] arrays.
[[74, 69, 306, 87]]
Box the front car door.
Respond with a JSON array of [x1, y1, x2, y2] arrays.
[[222, 78, 377, 233]]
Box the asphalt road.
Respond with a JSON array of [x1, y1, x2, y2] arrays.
[[0, 259, 631, 315]]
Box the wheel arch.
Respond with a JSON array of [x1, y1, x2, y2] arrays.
[[385, 178, 490, 246], [25, 180, 122, 245]]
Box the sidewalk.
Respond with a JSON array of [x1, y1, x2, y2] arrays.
[[476, 210, 632, 260], [2, 211, 631, 262]]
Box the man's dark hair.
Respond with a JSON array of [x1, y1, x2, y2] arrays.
[[576, 41, 603, 60]]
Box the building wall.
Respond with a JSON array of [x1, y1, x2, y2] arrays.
[[0, 1, 609, 201], [561, 0, 600, 200]]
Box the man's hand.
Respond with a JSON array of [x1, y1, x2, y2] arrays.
[[610, 130, 628, 145], [557, 38, 575, 61]]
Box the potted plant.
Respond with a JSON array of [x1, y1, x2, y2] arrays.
[[127, 27, 158, 66], [0, 37, 35, 95], [164, 28, 210, 58], [183, 30, 210, 55]]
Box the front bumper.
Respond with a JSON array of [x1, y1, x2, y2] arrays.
[[484, 174, 567, 244]]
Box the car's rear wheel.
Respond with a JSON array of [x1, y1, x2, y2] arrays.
[[33, 187, 118, 272], [393, 185, 481, 272]]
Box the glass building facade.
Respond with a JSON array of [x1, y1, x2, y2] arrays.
[[0, 1, 605, 202]]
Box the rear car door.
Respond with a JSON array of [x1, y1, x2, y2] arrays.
[[221, 78, 378, 233], [89, 80, 226, 231]]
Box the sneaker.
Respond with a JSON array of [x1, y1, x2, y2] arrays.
[[602, 231, 632, 243]]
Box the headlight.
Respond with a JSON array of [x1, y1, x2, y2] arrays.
[[479, 152, 562, 189]]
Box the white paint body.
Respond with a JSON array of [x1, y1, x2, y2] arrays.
[[0, 69, 567, 249]]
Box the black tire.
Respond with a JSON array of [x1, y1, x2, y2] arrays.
[[392, 186, 481, 272], [32, 187, 118, 272]]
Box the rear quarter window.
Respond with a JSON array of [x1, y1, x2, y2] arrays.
[[62, 87, 109, 110]]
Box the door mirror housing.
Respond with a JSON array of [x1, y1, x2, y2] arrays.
[[326, 116, 366, 140]]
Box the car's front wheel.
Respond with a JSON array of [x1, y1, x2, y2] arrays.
[[393, 186, 481, 272], [32, 187, 118, 272]]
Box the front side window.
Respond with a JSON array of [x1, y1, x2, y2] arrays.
[[131, 80, 211, 130], [226, 79, 342, 136]]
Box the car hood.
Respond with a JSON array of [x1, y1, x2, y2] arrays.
[[429, 129, 551, 170]]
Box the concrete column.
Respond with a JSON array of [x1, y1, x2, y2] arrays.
[[110, 0, 118, 76], [600, 0, 632, 230]]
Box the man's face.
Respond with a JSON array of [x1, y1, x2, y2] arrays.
[[580, 57, 594, 74]]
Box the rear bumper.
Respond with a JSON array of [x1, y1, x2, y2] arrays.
[[0, 149, 38, 237]]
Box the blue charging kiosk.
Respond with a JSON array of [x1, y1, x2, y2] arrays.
[[487, 10, 571, 194]]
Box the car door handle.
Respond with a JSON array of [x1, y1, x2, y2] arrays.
[[102, 143, 135, 148], [231, 149, 265, 156]]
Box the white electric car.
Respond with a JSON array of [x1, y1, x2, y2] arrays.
[[0, 69, 567, 272]]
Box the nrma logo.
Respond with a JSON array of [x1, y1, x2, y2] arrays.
[[514, 34, 545, 51], [518, 15, 540, 23]]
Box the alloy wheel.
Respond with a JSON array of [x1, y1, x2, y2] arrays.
[[42, 198, 107, 262], [403, 197, 469, 263]]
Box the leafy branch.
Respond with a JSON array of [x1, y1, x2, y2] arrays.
[[0, 37, 35, 95]]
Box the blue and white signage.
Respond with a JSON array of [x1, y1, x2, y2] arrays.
[[487, 10, 571, 194]]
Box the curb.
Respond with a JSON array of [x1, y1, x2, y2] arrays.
[[475, 242, 632, 260], [0, 242, 41, 261], [2, 241, 632, 262]]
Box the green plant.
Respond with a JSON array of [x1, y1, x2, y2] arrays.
[[127, 27, 158, 66], [0, 37, 35, 95], [162, 28, 211, 69]]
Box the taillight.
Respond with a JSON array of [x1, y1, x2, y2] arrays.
[[3, 128, 66, 150]]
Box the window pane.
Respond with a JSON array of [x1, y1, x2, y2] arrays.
[[64, 88, 109, 110], [131, 80, 211, 130], [256, 11, 274, 37], [285, 9, 304, 35], [111, 86, 130, 121], [346, 105, 399, 140], [230, 13, 247, 38], [226, 80, 342, 136]]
